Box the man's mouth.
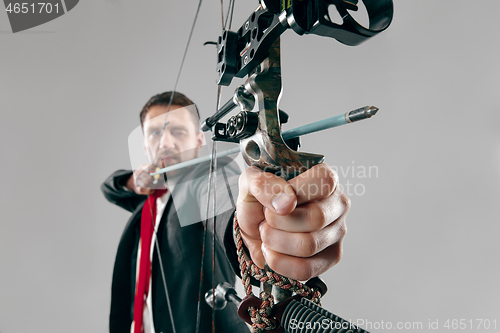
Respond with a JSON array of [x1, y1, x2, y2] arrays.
[[157, 154, 178, 166]]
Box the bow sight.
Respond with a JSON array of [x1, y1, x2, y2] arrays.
[[216, 0, 394, 86]]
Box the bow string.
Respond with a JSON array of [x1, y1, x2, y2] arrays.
[[142, 1, 237, 333]]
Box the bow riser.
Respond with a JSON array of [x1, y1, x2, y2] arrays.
[[240, 38, 324, 181]]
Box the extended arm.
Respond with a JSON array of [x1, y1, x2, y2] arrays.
[[101, 169, 147, 212]]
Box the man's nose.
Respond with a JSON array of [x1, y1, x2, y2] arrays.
[[159, 132, 176, 150]]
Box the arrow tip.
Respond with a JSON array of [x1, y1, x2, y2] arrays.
[[366, 106, 379, 117]]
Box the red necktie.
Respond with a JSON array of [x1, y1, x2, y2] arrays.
[[133, 189, 167, 333]]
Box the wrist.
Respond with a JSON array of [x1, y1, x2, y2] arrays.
[[118, 174, 134, 192], [124, 175, 135, 192]]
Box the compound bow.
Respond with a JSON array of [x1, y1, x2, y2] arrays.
[[150, 0, 393, 332]]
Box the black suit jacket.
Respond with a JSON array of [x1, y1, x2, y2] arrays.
[[101, 160, 249, 333]]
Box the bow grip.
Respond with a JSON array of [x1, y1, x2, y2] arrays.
[[238, 38, 324, 181]]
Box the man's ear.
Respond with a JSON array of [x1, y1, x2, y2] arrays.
[[195, 131, 204, 154]]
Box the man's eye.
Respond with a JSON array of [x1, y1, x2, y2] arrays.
[[148, 131, 160, 139], [172, 130, 186, 137]]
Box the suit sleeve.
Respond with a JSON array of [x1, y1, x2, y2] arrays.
[[101, 169, 147, 212]]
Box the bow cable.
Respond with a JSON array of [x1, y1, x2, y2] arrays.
[[139, 1, 205, 332], [140, 1, 238, 332], [194, 140, 217, 333], [195, 1, 236, 332]]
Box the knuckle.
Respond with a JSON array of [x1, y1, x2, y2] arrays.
[[239, 168, 251, 186], [341, 192, 351, 211], [298, 234, 319, 257], [321, 167, 337, 195], [333, 242, 344, 264], [338, 221, 348, 239], [238, 172, 247, 189], [260, 224, 270, 242], [312, 204, 326, 226], [323, 165, 336, 180], [264, 212, 277, 228], [265, 252, 279, 271], [250, 173, 268, 191], [304, 203, 326, 230]]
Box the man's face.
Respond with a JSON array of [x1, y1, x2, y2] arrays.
[[143, 105, 204, 176]]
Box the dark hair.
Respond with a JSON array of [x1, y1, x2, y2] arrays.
[[139, 91, 200, 130]]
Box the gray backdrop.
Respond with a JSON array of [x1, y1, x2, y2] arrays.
[[1, 1, 499, 332]]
